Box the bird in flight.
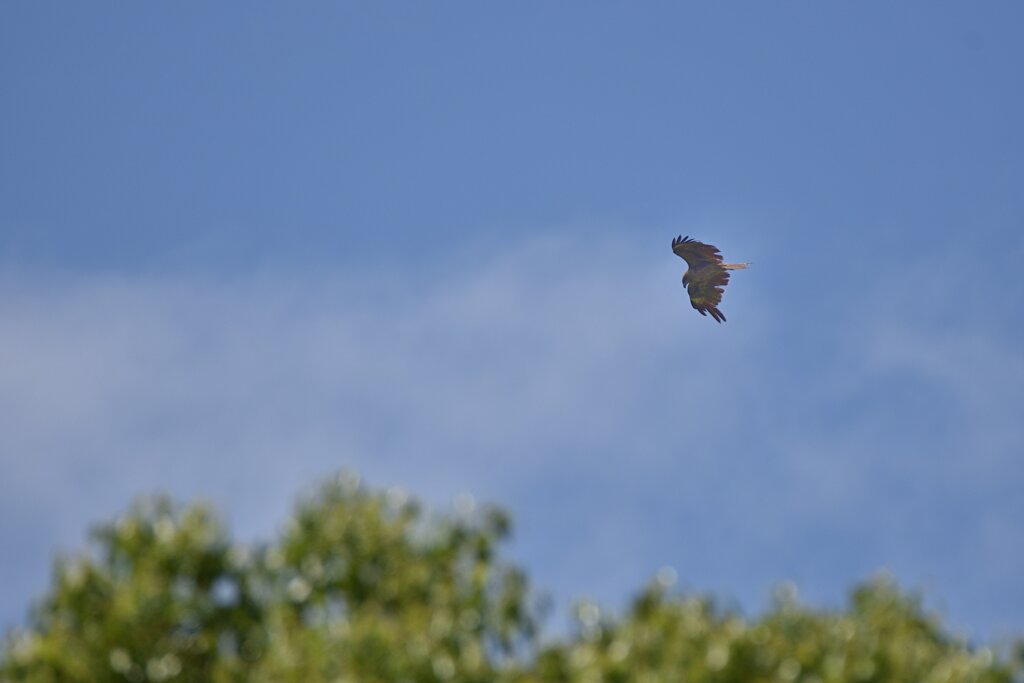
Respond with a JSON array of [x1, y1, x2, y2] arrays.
[[671, 236, 749, 323]]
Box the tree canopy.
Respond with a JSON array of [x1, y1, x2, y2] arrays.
[[3, 472, 1021, 682]]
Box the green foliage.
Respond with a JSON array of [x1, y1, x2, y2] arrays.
[[1, 496, 263, 683], [520, 580, 1021, 683], [3, 473, 1021, 683], [249, 473, 538, 682]]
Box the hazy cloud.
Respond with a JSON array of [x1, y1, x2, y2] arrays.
[[1, 235, 1021, 638]]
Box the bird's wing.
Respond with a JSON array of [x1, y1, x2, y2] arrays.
[[671, 235, 724, 270], [686, 267, 731, 323]]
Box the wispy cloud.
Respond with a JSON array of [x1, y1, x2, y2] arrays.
[[1, 235, 1021, 639]]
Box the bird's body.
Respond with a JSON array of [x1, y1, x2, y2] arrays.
[[671, 235, 748, 323]]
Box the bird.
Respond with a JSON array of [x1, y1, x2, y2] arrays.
[[671, 235, 749, 323]]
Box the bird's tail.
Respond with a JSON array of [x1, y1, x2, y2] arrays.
[[722, 262, 750, 270]]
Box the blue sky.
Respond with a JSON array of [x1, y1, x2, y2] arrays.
[[2, 2, 1023, 643]]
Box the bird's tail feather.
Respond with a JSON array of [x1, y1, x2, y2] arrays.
[[722, 262, 749, 270]]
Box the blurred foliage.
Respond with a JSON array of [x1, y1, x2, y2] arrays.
[[3, 472, 1021, 683], [519, 579, 1022, 683]]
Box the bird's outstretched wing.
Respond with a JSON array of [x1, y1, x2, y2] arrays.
[[685, 269, 731, 322], [671, 235, 735, 323], [671, 235, 723, 270]]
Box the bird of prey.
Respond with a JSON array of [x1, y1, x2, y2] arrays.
[[671, 235, 749, 323]]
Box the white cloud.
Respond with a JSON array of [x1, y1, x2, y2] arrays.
[[1, 235, 1021, 639], [0, 236, 759, 615]]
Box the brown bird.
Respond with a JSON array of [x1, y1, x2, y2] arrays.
[[671, 236, 749, 323]]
